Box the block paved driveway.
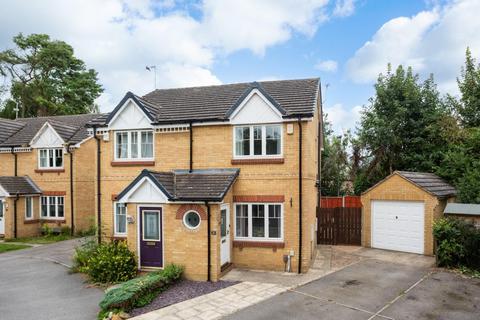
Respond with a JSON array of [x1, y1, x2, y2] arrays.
[[0, 238, 103, 320], [224, 258, 480, 320]]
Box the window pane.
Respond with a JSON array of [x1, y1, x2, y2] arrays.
[[41, 197, 48, 217], [49, 149, 54, 167], [115, 204, 126, 234], [252, 204, 265, 238], [266, 126, 281, 155], [235, 204, 248, 237], [57, 197, 64, 218], [131, 132, 138, 158], [141, 132, 153, 158], [221, 209, 227, 237], [116, 132, 128, 159], [49, 197, 56, 217], [0, 201, 3, 218], [235, 127, 250, 156], [40, 150, 48, 168], [143, 211, 160, 240], [55, 149, 63, 167], [268, 205, 281, 238], [253, 126, 262, 155], [26, 197, 32, 218]]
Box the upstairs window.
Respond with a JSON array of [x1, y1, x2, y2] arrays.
[[115, 131, 154, 161], [234, 125, 282, 158], [39, 149, 63, 169]]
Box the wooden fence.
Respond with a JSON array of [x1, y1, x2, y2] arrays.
[[317, 207, 362, 245]]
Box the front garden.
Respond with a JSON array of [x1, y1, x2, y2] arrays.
[[0, 243, 31, 253]]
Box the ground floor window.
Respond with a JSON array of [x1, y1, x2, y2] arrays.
[[234, 203, 283, 241], [40, 196, 64, 219], [25, 197, 33, 219], [114, 202, 127, 235]]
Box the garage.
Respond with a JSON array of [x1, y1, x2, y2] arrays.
[[361, 171, 456, 255]]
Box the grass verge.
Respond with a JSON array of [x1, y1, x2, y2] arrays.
[[0, 243, 32, 253], [5, 234, 75, 244]]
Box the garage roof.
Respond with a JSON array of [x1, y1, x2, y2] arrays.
[[444, 203, 480, 216]]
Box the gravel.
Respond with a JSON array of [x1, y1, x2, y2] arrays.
[[130, 280, 239, 316]]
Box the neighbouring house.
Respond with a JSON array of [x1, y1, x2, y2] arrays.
[[0, 115, 102, 239], [361, 171, 456, 255], [444, 203, 480, 228], [87, 78, 322, 281]]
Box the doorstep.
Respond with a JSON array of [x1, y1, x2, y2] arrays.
[[129, 281, 288, 320]]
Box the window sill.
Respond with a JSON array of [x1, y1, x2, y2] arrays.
[[233, 240, 285, 249], [35, 168, 65, 173], [39, 219, 66, 224], [24, 219, 39, 224], [111, 161, 155, 167], [231, 158, 284, 165], [111, 235, 127, 240]]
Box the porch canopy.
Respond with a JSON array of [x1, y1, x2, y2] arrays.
[[116, 168, 239, 204], [0, 176, 42, 197]]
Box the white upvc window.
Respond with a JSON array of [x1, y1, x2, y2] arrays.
[[40, 196, 64, 219], [233, 124, 282, 158], [115, 130, 154, 161], [114, 202, 127, 236], [25, 197, 33, 219], [38, 148, 63, 169], [234, 203, 283, 241]]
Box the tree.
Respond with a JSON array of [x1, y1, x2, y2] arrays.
[[354, 64, 448, 193], [0, 33, 103, 118], [321, 115, 351, 196], [457, 47, 480, 127]]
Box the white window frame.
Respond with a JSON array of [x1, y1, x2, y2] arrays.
[[183, 210, 201, 230], [38, 148, 64, 169], [233, 203, 284, 242], [40, 196, 64, 219], [233, 124, 283, 159], [25, 196, 33, 220], [114, 202, 127, 236], [114, 130, 154, 161]]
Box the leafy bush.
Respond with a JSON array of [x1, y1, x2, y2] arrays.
[[433, 217, 480, 270], [99, 264, 183, 313], [85, 241, 137, 284], [72, 238, 98, 273]]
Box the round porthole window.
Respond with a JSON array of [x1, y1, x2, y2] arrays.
[[183, 211, 201, 229]]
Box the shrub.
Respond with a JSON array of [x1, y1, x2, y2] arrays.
[[433, 217, 480, 270], [85, 241, 137, 284], [72, 238, 98, 273], [99, 264, 183, 313]]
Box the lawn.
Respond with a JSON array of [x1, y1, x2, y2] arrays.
[[5, 234, 75, 244], [0, 243, 31, 253]]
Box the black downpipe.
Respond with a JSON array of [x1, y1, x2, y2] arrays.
[[189, 121, 193, 173], [67, 145, 75, 235], [11, 148, 17, 176], [206, 202, 211, 281], [93, 127, 102, 243], [13, 194, 19, 238], [298, 119, 303, 274]]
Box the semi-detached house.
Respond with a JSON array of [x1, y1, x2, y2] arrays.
[[87, 78, 322, 281]]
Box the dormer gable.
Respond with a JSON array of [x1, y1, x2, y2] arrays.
[[106, 92, 154, 130], [30, 122, 65, 148], [228, 84, 286, 125]]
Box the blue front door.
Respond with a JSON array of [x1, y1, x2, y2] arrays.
[[139, 207, 163, 268]]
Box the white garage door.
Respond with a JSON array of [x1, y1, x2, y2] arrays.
[[371, 200, 424, 254]]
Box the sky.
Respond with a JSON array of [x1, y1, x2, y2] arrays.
[[1, 0, 479, 134]]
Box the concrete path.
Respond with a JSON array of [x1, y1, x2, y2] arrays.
[[0, 238, 103, 320]]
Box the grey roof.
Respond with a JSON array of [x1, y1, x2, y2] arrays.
[[118, 168, 239, 202], [0, 118, 25, 144], [0, 176, 42, 196], [94, 78, 320, 126], [396, 171, 457, 198], [0, 114, 106, 147], [444, 203, 480, 216]]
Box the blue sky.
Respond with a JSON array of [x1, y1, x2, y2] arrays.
[[2, 1, 479, 133]]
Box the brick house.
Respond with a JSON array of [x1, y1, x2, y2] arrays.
[[0, 115, 100, 239], [88, 78, 322, 281]]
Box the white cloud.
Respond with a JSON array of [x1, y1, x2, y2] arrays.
[[324, 103, 362, 135], [346, 0, 480, 94], [333, 0, 357, 17], [315, 59, 338, 72], [0, 0, 332, 111]]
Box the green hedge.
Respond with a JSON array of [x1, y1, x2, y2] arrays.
[[100, 264, 183, 312], [433, 217, 480, 270]]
